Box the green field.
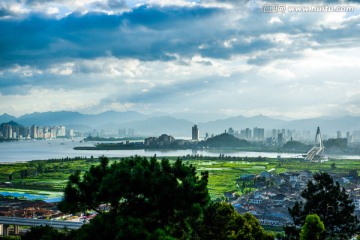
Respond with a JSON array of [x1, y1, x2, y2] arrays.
[[1, 156, 360, 199]]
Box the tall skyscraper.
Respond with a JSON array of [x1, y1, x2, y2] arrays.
[[30, 125, 38, 139], [192, 125, 199, 141]]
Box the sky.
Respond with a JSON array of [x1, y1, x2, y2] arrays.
[[1, 0, 360, 120]]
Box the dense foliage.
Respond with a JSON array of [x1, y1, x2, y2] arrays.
[[22, 156, 274, 240], [299, 214, 325, 240], [324, 138, 348, 153], [196, 202, 274, 240], [287, 172, 359, 239], [281, 141, 311, 152], [58, 156, 210, 239], [21, 225, 66, 240]]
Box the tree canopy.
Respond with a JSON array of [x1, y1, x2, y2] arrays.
[[288, 172, 359, 239], [59, 156, 210, 239], [299, 214, 325, 240], [197, 202, 274, 240]]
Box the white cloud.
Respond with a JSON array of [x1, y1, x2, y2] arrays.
[[48, 62, 74, 75], [1, 0, 360, 120], [268, 16, 283, 24], [0, 88, 105, 117]]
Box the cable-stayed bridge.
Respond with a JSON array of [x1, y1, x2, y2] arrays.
[[304, 126, 328, 162]]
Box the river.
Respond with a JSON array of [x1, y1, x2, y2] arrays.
[[1, 138, 360, 162]]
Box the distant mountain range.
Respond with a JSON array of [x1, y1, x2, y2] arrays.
[[1, 111, 360, 137]]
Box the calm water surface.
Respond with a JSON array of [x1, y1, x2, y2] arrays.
[[0, 138, 359, 162]]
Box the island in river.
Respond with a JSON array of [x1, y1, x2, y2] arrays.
[[74, 133, 309, 154]]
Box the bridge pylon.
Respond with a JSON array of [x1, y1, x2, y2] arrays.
[[304, 126, 327, 162]]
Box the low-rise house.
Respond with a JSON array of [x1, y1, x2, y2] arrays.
[[289, 173, 300, 182], [299, 170, 312, 180], [257, 214, 287, 226], [249, 198, 263, 204], [271, 194, 287, 205], [353, 198, 360, 211], [342, 177, 350, 184]]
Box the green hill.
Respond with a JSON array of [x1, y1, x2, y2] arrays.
[[281, 140, 311, 152], [201, 133, 250, 148]]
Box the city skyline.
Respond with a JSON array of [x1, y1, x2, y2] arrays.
[[1, 0, 360, 119]]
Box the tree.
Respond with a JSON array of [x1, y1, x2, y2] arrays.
[[59, 156, 210, 239], [331, 163, 336, 169], [299, 214, 325, 240], [196, 202, 274, 240], [21, 225, 66, 240], [288, 172, 359, 239]]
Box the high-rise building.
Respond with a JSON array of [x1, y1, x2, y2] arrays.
[[69, 129, 75, 138], [240, 128, 252, 140], [192, 125, 199, 141], [337, 131, 342, 139], [5, 125, 12, 139], [50, 127, 57, 138], [346, 131, 351, 142], [278, 132, 284, 146], [37, 128, 44, 139], [253, 127, 265, 141], [128, 128, 135, 136], [58, 126, 66, 137], [30, 125, 38, 139]]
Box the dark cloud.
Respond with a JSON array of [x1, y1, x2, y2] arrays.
[[0, 5, 225, 68], [0, 1, 359, 70], [0, 4, 299, 69], [0, 7, 15, 17]]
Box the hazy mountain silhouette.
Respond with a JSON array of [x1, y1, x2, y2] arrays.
[[0, 114, 17, 124], [120, 116, 193, 136], [198, 115, 286, 135], [1, 111, 360, 137]]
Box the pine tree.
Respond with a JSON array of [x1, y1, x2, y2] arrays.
[[288, 172, 359, 239], [59, 156, 210, 239]]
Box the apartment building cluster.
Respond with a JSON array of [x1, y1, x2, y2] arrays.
[[226, 127, 296, 144], [29, 125, 74, 139], [0, 122, 74, 140], [224, 127, 360, 145]]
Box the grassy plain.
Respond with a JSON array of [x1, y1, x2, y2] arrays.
[[0, 156, 360, 199]]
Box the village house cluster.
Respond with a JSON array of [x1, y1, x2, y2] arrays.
[[231, 169, 360, 227]]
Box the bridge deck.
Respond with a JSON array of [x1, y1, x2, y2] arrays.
[[0, 216, 84, 230], [305, 147, 324, 161]]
